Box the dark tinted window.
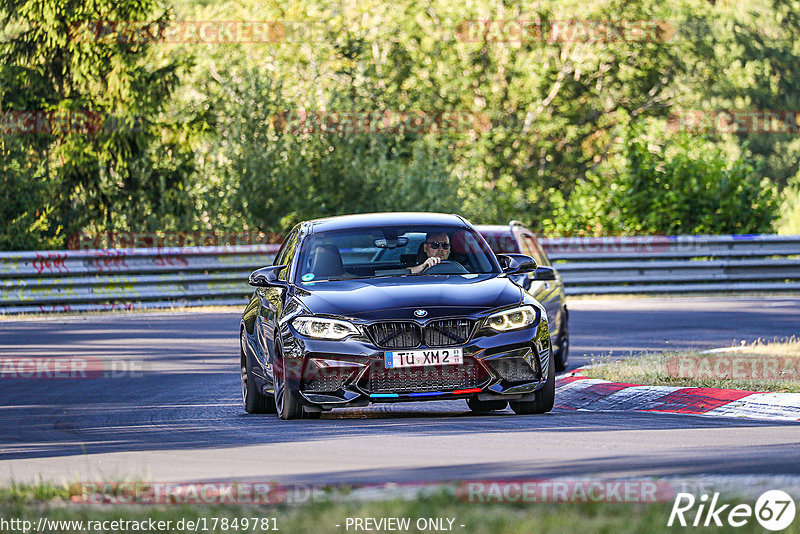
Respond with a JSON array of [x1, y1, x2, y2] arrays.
[[296, 225, 499, 282], [479, 231, 520, 254], [273, 229, 300, 280], [520, 233, 550, 266]]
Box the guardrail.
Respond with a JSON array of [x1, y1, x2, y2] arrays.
[[0, 234, 798, 313], [541, 234, 800, 295], [0, 246, 280, 314]]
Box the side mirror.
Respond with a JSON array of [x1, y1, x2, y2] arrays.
[[248, 265, 288, 287], [496, 253, 537, 275], [533, 265, 556, 281]]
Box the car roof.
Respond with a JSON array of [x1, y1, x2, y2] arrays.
[[476, 222, 536, 235], [306, 212, 469, 233], [475, 224, 512, 233]]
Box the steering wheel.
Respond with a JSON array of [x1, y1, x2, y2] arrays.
[[423, 260, 469, 275]]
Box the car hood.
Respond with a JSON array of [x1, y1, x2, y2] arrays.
[[294, 274, 523, 321]]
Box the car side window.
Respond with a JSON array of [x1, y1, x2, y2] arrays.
[[274, 230, 300, 281], [273, 233, 291, 267], [520, 233, 550, 266], [487, 232, 519, 253]]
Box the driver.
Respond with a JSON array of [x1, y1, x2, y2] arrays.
[[409, 232, 450, 274]]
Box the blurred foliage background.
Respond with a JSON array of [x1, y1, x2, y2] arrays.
[[2, 0, 800, 249]]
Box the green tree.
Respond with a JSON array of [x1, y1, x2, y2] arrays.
[[4, 0, 797, 250], [198, 66, 464, 233], [0, 0, 194, 248]]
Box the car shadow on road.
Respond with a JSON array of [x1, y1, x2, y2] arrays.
[[1, 371, 798, 462]]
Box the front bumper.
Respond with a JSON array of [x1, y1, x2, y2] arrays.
[[278, 317, 551, 410]]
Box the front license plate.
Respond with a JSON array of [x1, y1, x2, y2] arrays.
[[385, 348, 463, 368]]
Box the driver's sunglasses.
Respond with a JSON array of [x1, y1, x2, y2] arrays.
[[426, 241, 450, 250]]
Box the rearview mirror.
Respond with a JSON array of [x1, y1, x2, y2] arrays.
[[248, 265, 288, 287], [374, 237, 409, 249], [534, 265, 556, 281], [496, 253, 537, 275]]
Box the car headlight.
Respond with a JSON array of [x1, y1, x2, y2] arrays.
[[485, 305, 538, 332], [292, 317, 360, 340]]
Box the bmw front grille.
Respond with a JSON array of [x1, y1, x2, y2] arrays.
[[366, 319, 475, 349]]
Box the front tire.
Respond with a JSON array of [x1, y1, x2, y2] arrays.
[[274, 353, 303, 420], [553, 313, 569, 372], [510, 346, 555, 415], [241, 330, 274, 414]]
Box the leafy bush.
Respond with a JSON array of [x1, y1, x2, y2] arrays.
[[777, 181, 800, 235], [544, 124, 779, 236], [198, 67, 464, 234]]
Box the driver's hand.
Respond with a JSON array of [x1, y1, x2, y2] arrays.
[[423, 256, 441, 270], [409, 256, 441, 274]]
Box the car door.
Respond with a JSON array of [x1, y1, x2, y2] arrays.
[[255, 227, 300, 387]]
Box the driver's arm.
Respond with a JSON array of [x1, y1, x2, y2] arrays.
[[408, 256, 441, 274]]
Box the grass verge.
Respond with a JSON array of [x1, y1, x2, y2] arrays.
[[582, 339, 800, 392], [1, 484, 795, 534]]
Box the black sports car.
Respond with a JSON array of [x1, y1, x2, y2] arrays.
[[239, 212, 556, 419]]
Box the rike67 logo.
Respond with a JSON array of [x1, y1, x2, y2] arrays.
[[669, 490, 796, 531]]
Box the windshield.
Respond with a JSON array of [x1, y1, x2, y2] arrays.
[[296, 225, 499, 282]]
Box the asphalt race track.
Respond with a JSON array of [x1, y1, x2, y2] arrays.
[[1, 296, 799, 486]]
